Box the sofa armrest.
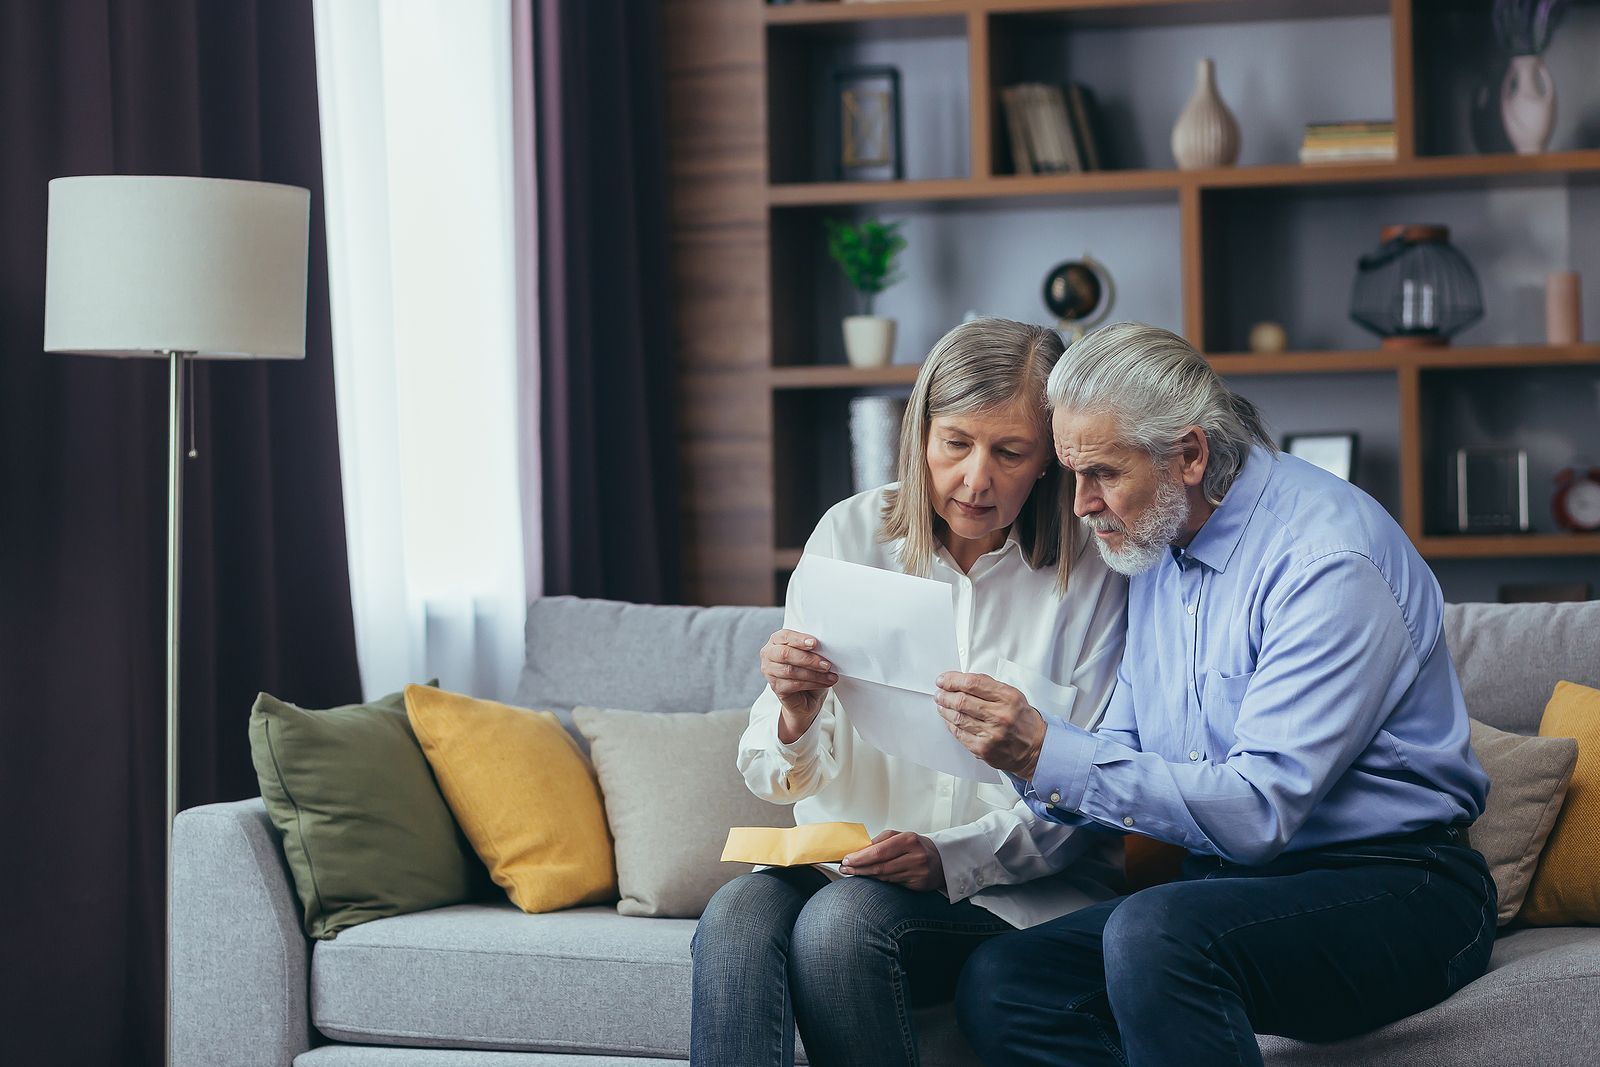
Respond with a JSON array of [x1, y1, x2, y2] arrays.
[[172, 798, 312, 1067]]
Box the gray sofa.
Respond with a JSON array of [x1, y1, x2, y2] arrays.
[[174, 596, 1600, 1066]]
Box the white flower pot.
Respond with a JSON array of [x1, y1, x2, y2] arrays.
[[842, 315, 896, 368], [1501, 54, 1556, 155]]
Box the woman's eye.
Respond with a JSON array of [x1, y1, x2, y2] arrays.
[[998, 450, 1021, 460], [944, 439, 969, 451]]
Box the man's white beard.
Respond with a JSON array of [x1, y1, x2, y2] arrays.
[[1082, 473, 1192, 576]]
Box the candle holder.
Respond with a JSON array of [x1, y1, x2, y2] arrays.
[[1350, 224, 1483, 348]]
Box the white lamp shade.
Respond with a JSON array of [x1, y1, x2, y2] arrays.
[[44, 175, 310, 360]]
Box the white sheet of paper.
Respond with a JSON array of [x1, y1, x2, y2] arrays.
[[790, 555, 1001, 782]]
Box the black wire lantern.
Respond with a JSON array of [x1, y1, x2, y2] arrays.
[[1349, 225, 1484, 347]]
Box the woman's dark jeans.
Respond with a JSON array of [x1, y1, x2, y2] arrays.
[[691, 867, 1012, 1067]]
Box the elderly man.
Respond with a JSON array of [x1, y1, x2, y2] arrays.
[[935, 322, 1494, 1067]]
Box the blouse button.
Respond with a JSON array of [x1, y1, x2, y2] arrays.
[[1123, 816, 1135, 827]]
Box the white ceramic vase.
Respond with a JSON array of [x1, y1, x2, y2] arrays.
[[1501, 54, 1556, 155], [1171, 58, 1240, 170], [842, 315, 896, 368]]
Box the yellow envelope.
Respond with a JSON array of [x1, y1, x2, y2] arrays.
[[721, 822, 872, 866]]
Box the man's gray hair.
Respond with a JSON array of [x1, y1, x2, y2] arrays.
[[1046, 321, 1274, 504]]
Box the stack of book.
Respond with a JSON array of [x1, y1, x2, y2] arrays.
[[1298, 120, 1397, 164], [1001, 82, 1105, 175]]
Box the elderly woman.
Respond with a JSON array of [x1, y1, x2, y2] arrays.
[[688, 318, 1129, 1067]]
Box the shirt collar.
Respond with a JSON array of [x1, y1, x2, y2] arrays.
[[932, 524, 1028, 574], [1175, 444, 1274, 574]]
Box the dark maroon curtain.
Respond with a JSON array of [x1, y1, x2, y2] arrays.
[[0, 3, 361, 1064], [533, 0, 683, 603]]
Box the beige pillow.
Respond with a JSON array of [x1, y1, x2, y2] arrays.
[[573, 707, 795, 918], [1467, 718, 1578, 924]]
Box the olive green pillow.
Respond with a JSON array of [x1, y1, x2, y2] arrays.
[[249, 684, 485, 939]]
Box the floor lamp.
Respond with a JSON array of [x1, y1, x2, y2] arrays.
[[43, 175, 311, 1065]]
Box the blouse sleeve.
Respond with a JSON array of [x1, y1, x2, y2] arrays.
[[737, 511, 846, 803]]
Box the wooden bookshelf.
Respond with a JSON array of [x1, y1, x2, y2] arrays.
[[663, 0, 1600, 606]]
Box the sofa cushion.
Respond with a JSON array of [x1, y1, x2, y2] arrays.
[[1257, 925, 1600, 1065], [1443, 602, 1600, 735], [405, 687, 617, 914], [1466, 718, 1578, 923], [513, 597, 783, 739], [572, 706, 794, 918], [309, 902, 980, 1065], [1521, 680, 1600, 925], [311, 902, 1600, 1066], [248, 684, 482, 940]]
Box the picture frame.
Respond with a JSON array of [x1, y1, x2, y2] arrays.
[[1283, 432, 1358, 483], [832, 65, 903, 182]]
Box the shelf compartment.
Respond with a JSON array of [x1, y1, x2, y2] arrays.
[[1411, 1, 1600, 159], [767, 14, 970, 185]]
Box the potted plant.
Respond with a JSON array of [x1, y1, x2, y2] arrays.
[[1493, 0, 1568, 154], [825, 217, 906, 368]]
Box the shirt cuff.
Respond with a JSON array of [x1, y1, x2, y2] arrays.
[[772, 703, 825, 764], [924, 827, 1000, 903], [1028, 714, 1096, 814]]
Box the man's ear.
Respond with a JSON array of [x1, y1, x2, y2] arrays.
[[1176, 427, 1209, 488]]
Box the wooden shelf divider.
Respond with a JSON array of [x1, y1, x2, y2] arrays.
[[1418, 535, 1600, 560], [768, 150, 1600, 207]]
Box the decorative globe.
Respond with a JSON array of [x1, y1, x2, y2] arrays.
[[1043, 258, 1113, 331]]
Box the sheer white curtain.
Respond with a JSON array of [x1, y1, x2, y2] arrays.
[[313, 0, 537, 702]]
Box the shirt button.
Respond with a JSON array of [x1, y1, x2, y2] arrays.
[[1186, 603, 1197, 615], [1049, 791, 1061, 805], [1189, 750, 1200, 761], [1123, 816, 1135, 827]]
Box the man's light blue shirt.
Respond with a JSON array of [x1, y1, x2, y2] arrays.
[[1021, 445, 1488, 866]]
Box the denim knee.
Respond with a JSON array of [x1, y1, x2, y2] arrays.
[[1102, 886, 1201, 1003], [694, 871, 796, 965], [955, 935, 1021, 1055], [789, 876, 902, 972]]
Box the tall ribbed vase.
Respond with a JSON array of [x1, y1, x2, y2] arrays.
[[1171, 57, 1240, 170]]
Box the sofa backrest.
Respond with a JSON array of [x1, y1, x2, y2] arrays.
[[1443, 601, 1600, 735], [513, 596, 1600, 739], [514, 596, 783, 725]]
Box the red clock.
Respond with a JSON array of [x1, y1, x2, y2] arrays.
[[1553, 467, 1600, 532]]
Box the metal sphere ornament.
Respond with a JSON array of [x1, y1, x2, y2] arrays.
[[1043, 255, 1115, 341]]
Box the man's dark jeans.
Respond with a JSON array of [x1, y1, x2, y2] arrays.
[[956, 827, 1496, 1067]]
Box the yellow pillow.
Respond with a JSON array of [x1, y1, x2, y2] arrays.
[[404, 685, 617, 913], [1520, 680, 1600, 925]]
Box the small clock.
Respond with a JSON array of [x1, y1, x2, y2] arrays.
[[1553, 467, 1600, 532]]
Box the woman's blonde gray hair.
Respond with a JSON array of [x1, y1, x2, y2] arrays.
[[879, 317, 1078, 590], [1045, 321, 1273, 504]]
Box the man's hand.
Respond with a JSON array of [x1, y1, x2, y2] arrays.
[[934, 672, 1047, 779], [840, 830, 945, 892]]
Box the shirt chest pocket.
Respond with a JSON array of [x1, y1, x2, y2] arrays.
[[996, 657, 1079, 724], [1199, 667, 1254, 760]]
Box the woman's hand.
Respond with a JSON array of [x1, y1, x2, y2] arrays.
[[840, 830, 946, 892], [760, 629, 838, 742]]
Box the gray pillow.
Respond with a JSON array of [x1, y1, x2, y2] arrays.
[[572, 707, 795, 917], [1467, 718, 1579, 924]]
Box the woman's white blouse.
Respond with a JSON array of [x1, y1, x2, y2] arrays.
[[738, 486, 1129, 928]]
